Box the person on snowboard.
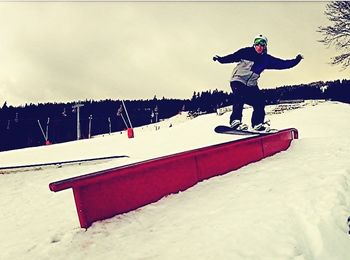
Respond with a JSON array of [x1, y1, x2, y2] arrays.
[[213, 34, 303, 132]]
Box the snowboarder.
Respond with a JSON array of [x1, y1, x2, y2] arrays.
[[213, 34, 303, 132]]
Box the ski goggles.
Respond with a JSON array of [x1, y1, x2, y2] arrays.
[[254, 38, 267, 46]]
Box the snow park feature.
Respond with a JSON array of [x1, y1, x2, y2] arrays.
[[49, 128, 298, 228], [1, 100, 350, 260], [0, 155, 129, 173]]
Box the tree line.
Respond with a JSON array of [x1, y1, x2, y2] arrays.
[[0, 79, 349, 152]]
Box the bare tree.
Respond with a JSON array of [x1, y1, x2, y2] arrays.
[[318, 1, 350, 68]]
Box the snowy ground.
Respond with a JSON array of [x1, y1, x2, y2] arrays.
[[1, 101, 350, 260]]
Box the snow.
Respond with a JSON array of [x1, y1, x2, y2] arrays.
[[1, 101, 350, 260]]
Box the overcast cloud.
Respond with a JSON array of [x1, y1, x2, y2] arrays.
[[0, 1, 348, 106]]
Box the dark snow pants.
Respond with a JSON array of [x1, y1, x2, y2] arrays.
[[229, 80, 266, 127]]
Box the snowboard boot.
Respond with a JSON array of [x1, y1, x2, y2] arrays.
[[253, 122, 271, 132], [230, 120, 248, 131]]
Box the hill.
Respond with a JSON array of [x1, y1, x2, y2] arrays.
[[1, 101, 350, 260]]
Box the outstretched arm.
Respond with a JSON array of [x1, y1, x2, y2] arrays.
[[213, 47, 248, 64], [266, 54, 303, 70]]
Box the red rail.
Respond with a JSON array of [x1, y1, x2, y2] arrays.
[[49, 128, 298, 228]]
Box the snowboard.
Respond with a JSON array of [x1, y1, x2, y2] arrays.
[[214, 125, 279, 136]]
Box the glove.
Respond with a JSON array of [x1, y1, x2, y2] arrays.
[[213, 55, 221, 62], [296, 54, 304, 60]]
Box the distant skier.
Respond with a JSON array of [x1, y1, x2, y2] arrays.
[[213, 35, 303, 132]]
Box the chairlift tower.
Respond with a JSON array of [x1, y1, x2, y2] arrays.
[[72, 103, 84, 140]]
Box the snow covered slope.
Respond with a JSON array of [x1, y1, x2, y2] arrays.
[[1, 101, 350, 260]]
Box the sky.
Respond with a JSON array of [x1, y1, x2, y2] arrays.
[[0, 1, 348, 106]]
